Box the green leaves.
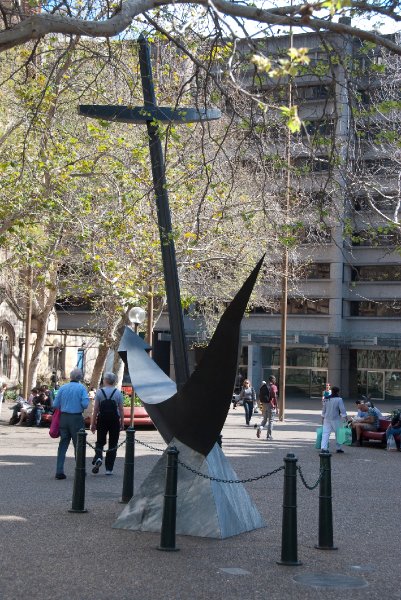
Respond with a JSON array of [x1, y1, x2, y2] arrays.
[[280, 105, 301, 132]]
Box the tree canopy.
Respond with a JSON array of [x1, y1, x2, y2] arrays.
[[0, 0, 400, 56]]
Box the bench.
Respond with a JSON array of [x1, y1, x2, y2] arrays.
[[40, 406, 154, 428], [361, 417, 400, 447]]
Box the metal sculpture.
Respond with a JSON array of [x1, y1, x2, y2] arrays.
[[118, 256, 264, 456], [79, 35, 220, 391], [114, 258, 266, 538]]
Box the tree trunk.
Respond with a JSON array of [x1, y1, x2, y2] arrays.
[[90, 342, 109, 389], [28, 288, 57, 391], [113, 354, 124, 388]]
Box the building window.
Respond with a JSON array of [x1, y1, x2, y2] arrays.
[[361, 158, 398, 175], [303, 263, 330, 279], [351, 194, 398, 212], [293, 156, 330, 173], [351, 265, 401, 282], [0, 323, 13, 379], [301, 119, 334, 137], [76, 347, 85, 375], [299, 226, 332, 244], [350, 301, 401, 317], [294, 84, 333, 101], [251, 298, 329, 315], [350, 229, 401, 247], [262, 347, 328, 368], [287, 298, 329, 315], [48, 346, 63, 375]]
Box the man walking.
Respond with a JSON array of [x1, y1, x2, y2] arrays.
[[90, 372, 124, 475], [256, 376, 278, 440], [53, 368, 89, 479]]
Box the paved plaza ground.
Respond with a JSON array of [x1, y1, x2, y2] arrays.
[[0, 396, 400, 600]]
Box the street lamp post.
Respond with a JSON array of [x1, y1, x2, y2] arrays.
[[128, 307, 146, 427]]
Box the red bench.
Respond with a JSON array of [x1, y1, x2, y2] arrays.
[[41, 406, 154, 429], [361, 417, 400, 447]]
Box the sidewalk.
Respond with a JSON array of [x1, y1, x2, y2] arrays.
[[0, 398, 399, 600]]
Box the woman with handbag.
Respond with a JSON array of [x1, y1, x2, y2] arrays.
[[321, 386, 348, 453]]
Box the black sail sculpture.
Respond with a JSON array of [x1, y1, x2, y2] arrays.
[[119, 256, 264, 456], [114, 258, 267, 539]]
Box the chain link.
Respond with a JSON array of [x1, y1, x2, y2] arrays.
[[134, 437, 165, 453], [177, 459, 284, 484], [85, 439, 126, 454], [297, 465, 324, 490]]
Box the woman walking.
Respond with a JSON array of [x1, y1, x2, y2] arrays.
[[240, 379, 256, 426]]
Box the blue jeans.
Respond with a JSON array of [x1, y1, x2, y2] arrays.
[[386, 427, 401, 448], [34, 407, 44, 426], [244, 400, 253, 425], [56, 413, 84, 475], [258, 404, 275, 437]]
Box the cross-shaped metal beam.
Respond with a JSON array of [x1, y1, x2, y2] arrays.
[[79, 35, 221, 391]]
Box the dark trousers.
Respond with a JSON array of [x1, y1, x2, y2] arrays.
[[95, 415, 120, 472]]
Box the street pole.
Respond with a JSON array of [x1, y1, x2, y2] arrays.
[[279, 247, 288, 421], [22, 266, 33, 400], [278, 20, 294, 422], [147, 284, 154, 353]]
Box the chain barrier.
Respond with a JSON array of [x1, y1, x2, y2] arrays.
[[134, 437, 165, 453], [85, 433, 323, 490], [85, 438, 126, 454], [297, 465, 324, 490], [176, 458, 284, 484]]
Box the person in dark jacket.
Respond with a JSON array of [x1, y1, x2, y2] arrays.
[[90, 372, 124, 475]]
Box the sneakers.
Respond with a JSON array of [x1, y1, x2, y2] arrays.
[[105, 470, 113, 475], [55, 473, 66, 480], [92, 458, 102, 474], [336, 449, 345, 453], [256, 428, 261, 438]]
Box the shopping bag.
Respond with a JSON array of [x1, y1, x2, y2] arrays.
[[49, 408, 61, 439], [336, 425, 352, 446], [315, 426, 323, 449], [387, 434, 397, 451]]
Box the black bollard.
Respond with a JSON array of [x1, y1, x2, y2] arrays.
[[120, 427, 135, 504], [315, 450, 337, 550], [69, 428, 88, 513], [158, 446, 180, 552], [277, 453, 302, 565]]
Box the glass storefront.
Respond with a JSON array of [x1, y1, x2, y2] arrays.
[[261, 347, 328, 398], [353, 350, 401, 402]]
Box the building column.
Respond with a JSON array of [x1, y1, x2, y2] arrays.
[[247, 343, 262, 389], [328, 344, 342, 392], [341, 347, 350, 399]]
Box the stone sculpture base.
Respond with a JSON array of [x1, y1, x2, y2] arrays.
[[113, 440, 266, 539]]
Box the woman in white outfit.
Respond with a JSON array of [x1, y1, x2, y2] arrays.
[[321, 386, 347, 453]]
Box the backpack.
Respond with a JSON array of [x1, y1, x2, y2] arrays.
[[99, 388, 118, 417], [260, 384, 270, 404]]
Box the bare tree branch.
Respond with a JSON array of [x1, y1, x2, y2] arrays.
[[0, 0, 400, 54]]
